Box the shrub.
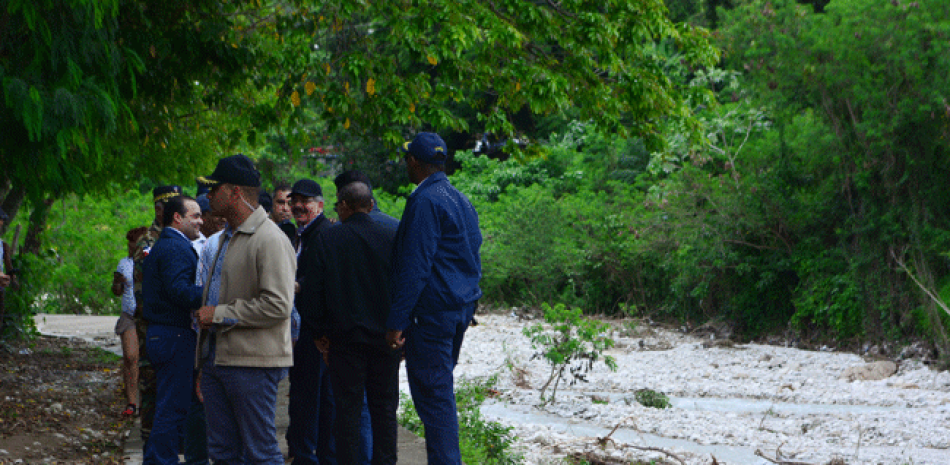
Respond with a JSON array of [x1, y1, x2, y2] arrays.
[[523, 302, 617, 404]]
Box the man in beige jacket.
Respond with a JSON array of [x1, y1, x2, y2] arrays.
[[195, 154, 297, 464]]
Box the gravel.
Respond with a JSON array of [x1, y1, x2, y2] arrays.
[[445, 313, 950, 464]]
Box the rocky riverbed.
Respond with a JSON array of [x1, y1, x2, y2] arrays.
[[450, 313, 950, 464]]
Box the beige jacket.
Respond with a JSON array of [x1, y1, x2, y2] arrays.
[[202, 206, 297, 367]]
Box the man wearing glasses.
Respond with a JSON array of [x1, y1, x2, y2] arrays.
[[285, 179, 336, 464]]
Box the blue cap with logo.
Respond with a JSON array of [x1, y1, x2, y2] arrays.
[[400, 132, 448, 165]]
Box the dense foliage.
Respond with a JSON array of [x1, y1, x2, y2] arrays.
[[3, 0, 949, 354]]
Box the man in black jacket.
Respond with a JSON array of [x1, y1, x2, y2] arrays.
[[302, 181, 399, 465], [285, 179, 335, 465]]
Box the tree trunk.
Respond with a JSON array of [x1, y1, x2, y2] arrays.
[[0, 185, 26, 236], [23, 198, 53, 256]]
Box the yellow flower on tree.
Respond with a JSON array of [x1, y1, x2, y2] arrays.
[[291, 91, 301, 107], [409, 103, 415, 113], [305, 81, 316, 96], [366, 78, 376, 96], [344, 118, 351, 129], [427, 55, 438, 65]]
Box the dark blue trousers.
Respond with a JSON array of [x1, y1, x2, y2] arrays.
[[144, 324, 197, 465], [287, 332, 336, 465], [404, 305, 474, 465]]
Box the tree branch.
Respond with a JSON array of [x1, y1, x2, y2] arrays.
[[891, 247, 950, 319]]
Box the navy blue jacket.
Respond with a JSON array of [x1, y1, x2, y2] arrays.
[[142, 228, 203, 329], [301, 212, 396, 344], [387, 172, 482, 331], [368, 204, 399, 233]]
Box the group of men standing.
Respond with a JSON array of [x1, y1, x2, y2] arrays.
[[132, 132, 482, 465]]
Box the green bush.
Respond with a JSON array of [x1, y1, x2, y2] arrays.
[[523, 302, 617, 404], [5, 190, 155, 316], [634, 389, 671, 409]]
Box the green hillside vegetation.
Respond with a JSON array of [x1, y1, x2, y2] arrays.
[[2, 0, 949, 358]]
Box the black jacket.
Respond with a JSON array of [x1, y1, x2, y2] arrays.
[[293, 214, 332, 334], [299, 212, 396, 345]]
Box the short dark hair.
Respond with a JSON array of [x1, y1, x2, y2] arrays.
[[338, 181, 373, 212], [273, 182, 291, 196], [259, 191, 273, 213], [126, 226, 149, 242], [162, 195, 196, 227], [333, 170, 373, 192]]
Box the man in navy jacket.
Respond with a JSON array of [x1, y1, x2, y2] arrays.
[[386, 133, 482, 465], [142, 195, 204, 465]]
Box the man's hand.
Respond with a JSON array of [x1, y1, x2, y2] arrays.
[[0, 273, 10, 288], [386, 330, 404, 351], [111, 271, 125, 297], [195, 371, 204, 403], [195, 306, 216, 329], [314, 337, 330, 365]]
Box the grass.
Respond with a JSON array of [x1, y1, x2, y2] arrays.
[[398, 375, 522, 464]]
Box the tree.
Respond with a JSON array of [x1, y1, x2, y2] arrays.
[[718, 0, 950, 340], [263, 0, 718, 151]]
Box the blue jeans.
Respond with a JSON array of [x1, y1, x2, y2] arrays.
[[201, 357, 287, 465], [145, 325, 196, 465], [404, 305, 474, 465]]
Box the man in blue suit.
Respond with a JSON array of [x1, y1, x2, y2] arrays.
[[142, 195, 205, 465], [386, 132, 482, 465]]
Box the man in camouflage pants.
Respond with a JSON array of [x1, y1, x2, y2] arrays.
[[133, 185, 182, 442]]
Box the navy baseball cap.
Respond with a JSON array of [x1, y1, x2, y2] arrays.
[[290, 179, 322, 198], [202, 154, 261, 187], [400, 132, 448, 165], [152, 185, 183, 204]]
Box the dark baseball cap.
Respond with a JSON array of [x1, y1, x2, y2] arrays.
[[400, 132, 448, 165], [152, 185, 183, 204], [202, 154, 261, 187], [291, 179, 322, 198]]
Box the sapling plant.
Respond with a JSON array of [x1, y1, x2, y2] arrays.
[[523, 302, 617, 404]]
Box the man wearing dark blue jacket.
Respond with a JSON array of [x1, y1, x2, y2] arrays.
[[386, 132, 482, 465], [142, 195, 205, 465]]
